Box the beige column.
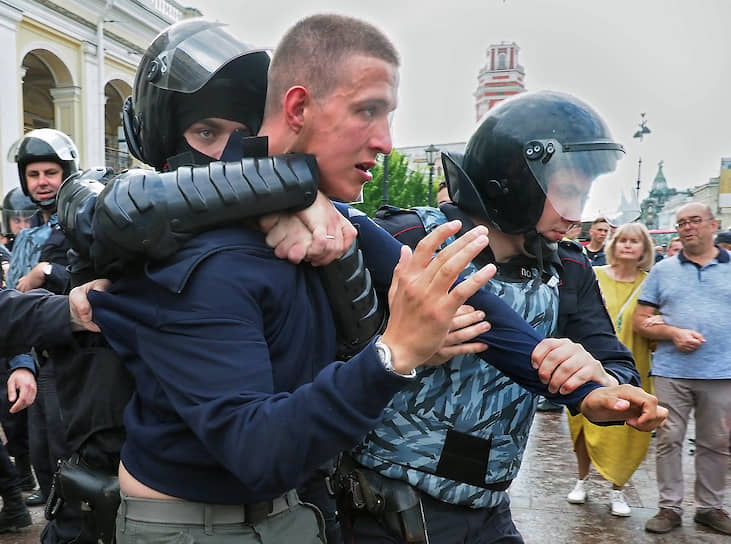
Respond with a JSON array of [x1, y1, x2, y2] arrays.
[[0, 3, 23, 193], [50, 86, 82, 156]]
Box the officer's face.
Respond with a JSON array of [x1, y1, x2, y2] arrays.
[[25, 161, 63, 203], [10, 215, 31, 235], [183, 118, 251, 160], [295, 54, 398, 202], [536, 171, 591, 242]]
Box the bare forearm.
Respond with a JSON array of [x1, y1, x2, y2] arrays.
[[633, 321, 679, 342]]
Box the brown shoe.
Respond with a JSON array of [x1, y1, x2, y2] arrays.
[[694, 509, 731, 535], [645, 508, 682, 533]]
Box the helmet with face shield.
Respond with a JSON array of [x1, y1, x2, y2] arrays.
[[9, 128, 80, 210], [2, 187, 37, 236], [444, 90, 624, 235], [123, 18, 270, 170]]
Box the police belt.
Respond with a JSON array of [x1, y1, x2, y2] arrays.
[[120, 489, 298, 525]]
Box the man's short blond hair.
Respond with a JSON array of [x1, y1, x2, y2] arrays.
[[264, 14, 400, 116], [605, 222, 654, 271]]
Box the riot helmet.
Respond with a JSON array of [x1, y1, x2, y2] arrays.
[[123, 18, 270, 170], [444, 90, 624, 235], [2, 187, 37, 236], [9, 128, 80, 209]]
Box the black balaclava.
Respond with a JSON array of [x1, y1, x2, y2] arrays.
[[169, 79, 263, 166]]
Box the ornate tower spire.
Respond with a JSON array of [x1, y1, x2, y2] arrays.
[[474, 42, 525, 121]]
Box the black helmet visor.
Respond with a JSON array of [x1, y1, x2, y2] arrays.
[[145, 22, 270, 94], [523, 139, 624, 222]]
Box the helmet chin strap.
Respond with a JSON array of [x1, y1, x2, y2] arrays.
[[523, 230, 557, 279], [36, 196, 57, 211]]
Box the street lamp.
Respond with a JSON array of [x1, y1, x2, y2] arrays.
[[424, 144, 439, 206], [381, 153, 390, 206], [632, 113, 651, 201]]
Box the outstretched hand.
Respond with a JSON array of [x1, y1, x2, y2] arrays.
[[578, 384, 668, 431], [381, 220, 496, 375]]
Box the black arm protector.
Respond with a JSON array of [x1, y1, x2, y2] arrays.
[[318, 240, 386, 360], [62, 154, 318, 277]]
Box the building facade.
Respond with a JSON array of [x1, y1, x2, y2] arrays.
[[0, 0, 199, 196], [644, 159, 731, 231]]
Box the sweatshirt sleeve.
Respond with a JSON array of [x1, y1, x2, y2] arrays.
[[0, 288, 73, 351]]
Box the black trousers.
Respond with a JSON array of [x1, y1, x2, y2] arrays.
[[29, 363, 69, 497], [0, 365, 31, 459], [0, 441, 21, 493]]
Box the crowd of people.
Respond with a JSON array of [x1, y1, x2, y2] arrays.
[[0, 11, 726, 544]]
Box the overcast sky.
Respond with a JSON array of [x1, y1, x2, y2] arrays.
[[182, 0, 730, 214]]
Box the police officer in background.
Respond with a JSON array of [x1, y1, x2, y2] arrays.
[[341, 90, 653, 543], [1, 188, 38, 282], [1, 188, 37, 252], [2, 129, 79, 539]]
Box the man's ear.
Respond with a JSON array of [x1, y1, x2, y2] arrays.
[[283, 86, 309, 133]]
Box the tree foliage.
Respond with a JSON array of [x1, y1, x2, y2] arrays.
[[353, 151, 438, 217]]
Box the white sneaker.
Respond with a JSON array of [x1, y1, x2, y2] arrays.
[[610, 489, 631, 517], [567, 479, 587, 504]]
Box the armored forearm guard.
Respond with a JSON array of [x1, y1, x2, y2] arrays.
[[319, 240, 386, 360], [89, 154, 318, 276], [57, 167, 115, 257]]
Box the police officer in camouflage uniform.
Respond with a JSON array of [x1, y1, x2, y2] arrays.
[[343, 90, 643, 543]]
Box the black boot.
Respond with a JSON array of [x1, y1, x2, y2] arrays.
[[0, 486, 32, 533], [13, 455, 36, 492]]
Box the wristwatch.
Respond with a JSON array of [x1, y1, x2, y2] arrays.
[[42, 263, 53, 276], [375, 337, 416, 379]]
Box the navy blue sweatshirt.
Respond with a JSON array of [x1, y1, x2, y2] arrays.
[[89, 227, 412, 504]]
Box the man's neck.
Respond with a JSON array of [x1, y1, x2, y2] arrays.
[[258, 117, 294, 155], [586, 241, 604, 252], [683, 245, 719, 266]]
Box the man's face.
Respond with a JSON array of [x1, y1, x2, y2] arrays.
[[665, 240, 682, 257], [25, 161, 63, 203], [296, 54, 398, 202], [675, 204, 717, 253], [183, 118, 251, 160], [589, 221, 610, 246], [535, 171, 591, 242]]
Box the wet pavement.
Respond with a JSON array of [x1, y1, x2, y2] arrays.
[[1, 410, 729, 543], [510, 411, 730, 543]]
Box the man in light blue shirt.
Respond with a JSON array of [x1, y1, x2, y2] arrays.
[[634, 202, 731, 536]]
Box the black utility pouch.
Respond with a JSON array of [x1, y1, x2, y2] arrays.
[[335, 454, 427, 543], [49, 454, 120, 543]]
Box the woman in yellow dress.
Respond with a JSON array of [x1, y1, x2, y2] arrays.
[[566, 222, 655, 517]]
